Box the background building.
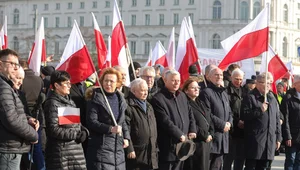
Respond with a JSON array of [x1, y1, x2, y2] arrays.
[[0, 0, 299, 71]]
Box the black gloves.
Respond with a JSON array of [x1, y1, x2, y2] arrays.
[[75, 126, 89, 144]]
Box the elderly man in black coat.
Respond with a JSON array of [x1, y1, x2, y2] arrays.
[[241, 72, 282, 170], [151, 70, 197, 170], [198, 67, 233, 170]]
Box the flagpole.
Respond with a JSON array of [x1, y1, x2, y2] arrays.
[[264, 3, 270, 102]]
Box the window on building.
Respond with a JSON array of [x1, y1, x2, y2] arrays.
[[212, 34, 221, 49], [253, 2, 260, 18], [145, 14, 150, 25], [119, 0, 123, 7], [44, 4, 48, 10], [173, 13, 179, 25], [80, 2, 85, 9], [13, 36, 19, 52], [33, 18, 36, 28], [130, 41, 136, 55], [213, 0, 221, 19], [44, 17, 48, 28], [298, 18, 300, 29], [270, 0, 274, 21], [188, 13, 194, 24], [55, 42, 59, 55], [131, 15, 136, 26], [80, 16, 84, 26], [68, 3, 72, 9], [160, 0, 165, 6], [132, 0, 137, 6], [93, 1, 97, 8], [55, 17, 60, 28], [33, 4, 37, 11], [189, 0, 194, 5], [283, 4, 288, 23], [240, 1, 249, 21], [67, 17, 72, 27], [105, 15, 110, 26], [282, 37, 288, 57], [174, 0, 179, 5], [146, 0, 151, 6], [159, 14, 164, 25], [298, 3, 300, 9], [13, 9, 19, 25], [56, 3, 60, 10], [105, 1, 110, 8], [144, 41, 150, 55]]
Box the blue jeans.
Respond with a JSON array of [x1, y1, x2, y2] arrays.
[[285, 143, 300, 170], [31, 127, 46, 170], [0, 153, 22, 170]]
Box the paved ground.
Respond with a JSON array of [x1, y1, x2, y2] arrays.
[[272, 154, 285, 170]]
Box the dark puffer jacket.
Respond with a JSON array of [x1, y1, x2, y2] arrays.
[[43, 90, 87, 170], [86, 88, 130, 170], [0, 74, 38, 153]]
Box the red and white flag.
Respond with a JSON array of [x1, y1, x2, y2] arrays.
[[0, 15, 8, 50], [92, 12, 107, 71], [111, 0, 130, 85], [152, 41, 167, 67], [28, 17, 46, 76], [104, 36, 112, 68], [58, 107, 80, 125], [175, 17, 199, 84], [145, 46, 152, 66], [166, 27, 175, 68], [219, 5, 269, 69], [260, 45, 288, 93], [56, 20, 96, 84]]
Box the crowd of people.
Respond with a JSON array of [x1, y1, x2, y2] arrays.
[[0, 48, 297, 170]]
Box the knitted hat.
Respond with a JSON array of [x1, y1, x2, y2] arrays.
[[189, 64, 198, 76], [41, 66, 55, 76]]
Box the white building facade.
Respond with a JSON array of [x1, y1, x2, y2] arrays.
[[0, 0, 299, 70]]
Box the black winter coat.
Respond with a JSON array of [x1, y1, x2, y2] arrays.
[[0, 74, 38, 153], [125, 92, 158, 169], [226, 82, 244, 138], [240, 88, 282, 160], [151, 87, 197, 162], [86, 89, 130, 170], [198, 84, 233, 154], [43, 90, 87, 170], [282, 88, 300, 143]]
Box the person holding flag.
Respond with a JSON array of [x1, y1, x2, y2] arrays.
[[43, 70, 88, 170]]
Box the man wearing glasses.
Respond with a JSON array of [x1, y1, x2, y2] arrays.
[[0, 49, 39, 170], [241, 72, 281, 170], [139, 66, 160, 101]]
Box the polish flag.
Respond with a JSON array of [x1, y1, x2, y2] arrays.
[[152, 41, 167, 67], [219, 5, 269, 69], [28, 17, 46, 76], [0, 15, 8, 49], [260, 45, 288, 93], [145, 46, 152, 66], [104, 36, 111, 68], [56, 21, 96, 84], [92, 12, 107, 70], [175, 18, 199, 84], [111, 0, 130, 85], [58, 107, 80, 125], [166, 27, 175, 68]]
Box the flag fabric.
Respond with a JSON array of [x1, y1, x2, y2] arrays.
[[145, 46, 152, 66], [175, 17, 199, 84], [219, 5, 269, 69], [58, 107, 80, 125], [111, 0, 130, 85], [28, 17, 46, 76], [105, 36, 112, 68], [260, 45, 288, 93], [166, 27, 175, 68], [56, 21, 96, 84], [0, 15, 8, 49], [152, 41, 167, 67], [92, 12, 108, 71]]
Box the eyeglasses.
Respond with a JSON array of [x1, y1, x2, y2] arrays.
[[1, 60, 21, 69], [104, 79, 116, 84], [189, 86, 200, 90], [141, 75, 154, 79]]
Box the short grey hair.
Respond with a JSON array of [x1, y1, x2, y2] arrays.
[[208, 67, 222, 77], [205, 64, 217, 76], [130, 78, 148, 92], [139, 66, 155, 77], [165, 70, 180, 80], [256, 72, 273, 82], [294, 74, 300, 83], [231, 68, 244, 77]]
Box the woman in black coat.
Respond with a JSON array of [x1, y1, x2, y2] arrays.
[[125, 78, 158, 170], [183, 78, 214, 170], [43, 71, 88, 170], [86, 68, 130, 170]]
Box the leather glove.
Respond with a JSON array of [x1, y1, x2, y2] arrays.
[[75, 126, 89, 144]]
